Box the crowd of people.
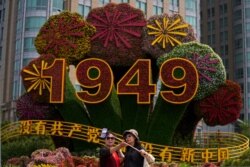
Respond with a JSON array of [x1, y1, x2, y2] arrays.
[[99, 129, 155, 167]]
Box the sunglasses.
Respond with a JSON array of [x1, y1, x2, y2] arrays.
[[106, 137, 115, 140]]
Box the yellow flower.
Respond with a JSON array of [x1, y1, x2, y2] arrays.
[[22, 60, 50, 95], [147, 17, 189, 48]]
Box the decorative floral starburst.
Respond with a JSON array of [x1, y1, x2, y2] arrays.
[[199, 80, 242, 126], [90, 10, 145, 48], [190, 53, 219, 82], [23, 60, 50, 95], [86, 3, 147, 66], [35, 11, 95, 65], [142, 14, 196, 60], [21, 54, 56, 103], [147, 17, 189, 48]]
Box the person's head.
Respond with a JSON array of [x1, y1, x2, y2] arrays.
[[104, 132, 116, 147], [123, 129, 140, 146]]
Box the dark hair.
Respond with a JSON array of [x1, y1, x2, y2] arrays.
[[126, 137, 142, 151], [105, 132, 114, 139]]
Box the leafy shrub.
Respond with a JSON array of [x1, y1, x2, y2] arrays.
[[2, 135, 55, 164], [221, 149, 250, 166]]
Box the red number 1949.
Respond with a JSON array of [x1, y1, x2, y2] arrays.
[[42, 58, 199, 104]]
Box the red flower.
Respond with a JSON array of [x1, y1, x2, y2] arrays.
[[199, 80, 242, 126], [87, 3, 146, 66], [16, 93, 53, 120]]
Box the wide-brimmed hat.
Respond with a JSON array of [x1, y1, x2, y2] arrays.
[[123, 129, 139, 140]]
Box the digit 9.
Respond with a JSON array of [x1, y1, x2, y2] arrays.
[[76, 58, 113, 103], [159, 58, 199, 104]]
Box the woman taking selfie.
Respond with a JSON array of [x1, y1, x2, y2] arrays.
[[122, 129, 155, 167]]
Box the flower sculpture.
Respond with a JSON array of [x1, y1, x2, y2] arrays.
[[86, 3, 146, 66], [157, 42, 226, 100], [199, 80, 242, 126], [21, 54, 56, 103], [142, 13, 196, 60], [16, 93, 53, 120], [35, 11, 95, 65]]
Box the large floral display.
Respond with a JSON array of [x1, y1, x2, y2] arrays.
[[1, 3, 249, 165]]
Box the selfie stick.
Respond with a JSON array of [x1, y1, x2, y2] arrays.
[[100, 128, 140, 152]]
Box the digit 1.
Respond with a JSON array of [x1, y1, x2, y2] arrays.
[[42, 58, 66, 103]]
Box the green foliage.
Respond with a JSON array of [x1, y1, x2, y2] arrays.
[[221, 149, 250, 167], [85, 87, 122, 133], [157, 42, 226, 100], [55, 72, 94, 151], [1, 136, 54, 164], [239, 122, 250, 139], [147, 94, 188, 145]]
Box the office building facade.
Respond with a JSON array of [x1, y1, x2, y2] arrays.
[[201, 0, 250, 124], [0, 0, 200, 122]]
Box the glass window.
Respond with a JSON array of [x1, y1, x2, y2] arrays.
[[220, 17, 228, 28], [236, 68, 243, 79], [220, 46, 225, 55], [246, 0, 250, 4], [225, 44, 228, 55], [220, 4, 227, 14], [153, 0, 163, 15], [170, 0, 179, 7], [248, 83, 250, 92], [247, 37, 250, 47], [207, 9, 210, 18], [117, 0, 129, 2], [185, 16, 196, 28], [24, 37, 36, 51], [25, 17, 46, 31], [26, 0, 48, 10], [235, 53, 243, 64], [208, 0, 214, 6], [169, 0, 179, 13], [0, 47, 2, 61], [211, 7, 215, 17], [248, 67, 250, 78], [153, 6, 163, 15], [247, 52, 250, 61], [233, 10, 242, 21], [53, 0, 63, 11], [0, 27, 3, 41], [78, 4, 91, 17], [18, 0, 21, 10], [246, 23, 250, 33], [136, 0, 147, 14], [185, 0, 196, 11], [246, 8, 250, 18], [234, 24, 242, 35], [235, 39, 243, 49], [99, 0, 109, 6], [2, 9, 4, 22], [23, 58, 32, 67], [233, 0, 241, 6]]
